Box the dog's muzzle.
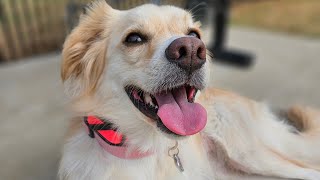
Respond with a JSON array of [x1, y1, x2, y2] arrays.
[[165, 37, 206, 75]]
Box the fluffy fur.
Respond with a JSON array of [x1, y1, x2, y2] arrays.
[[59, 1, 320, 179]]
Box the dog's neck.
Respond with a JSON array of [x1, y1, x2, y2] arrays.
[[83, 116, 153, 159]]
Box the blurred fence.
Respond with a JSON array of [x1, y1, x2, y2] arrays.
[[0, 0, 70, 61], [0, 0, 186, 62], [66, 0, 186, 31]]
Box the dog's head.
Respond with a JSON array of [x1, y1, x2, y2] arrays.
[[61, 1, 211, 142]]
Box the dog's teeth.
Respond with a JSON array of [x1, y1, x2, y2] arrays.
[[144, 93, 157, 108], [144, 93, 153, 104], [149, 101, 155, 107]]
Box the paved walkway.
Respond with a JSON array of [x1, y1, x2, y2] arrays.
[[0, 53, 67, 180], [212, 27, 320, 108], [0, 27, 319, 180]]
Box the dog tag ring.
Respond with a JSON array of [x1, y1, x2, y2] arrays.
[[168, 141, 184, 172]]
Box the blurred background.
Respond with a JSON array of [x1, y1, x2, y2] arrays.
[[0, 0, 319, 179]]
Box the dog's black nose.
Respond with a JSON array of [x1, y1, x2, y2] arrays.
[[165, 37, 206, 74]]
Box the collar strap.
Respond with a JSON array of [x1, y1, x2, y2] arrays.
[[83, 116, 152, 159]]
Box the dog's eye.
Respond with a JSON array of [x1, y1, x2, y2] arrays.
[[125, 33, 146, 44], [188, 31, 200, 39]]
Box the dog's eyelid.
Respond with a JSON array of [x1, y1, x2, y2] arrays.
[[187, 28, 201, 39], [123, 32, 148, 45]]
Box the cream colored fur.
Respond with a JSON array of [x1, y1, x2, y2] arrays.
[[59, 1, 320, 179]]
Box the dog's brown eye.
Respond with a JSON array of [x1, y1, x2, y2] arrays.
[[188, 31, 200, 39], [125, 33, 146, 44]]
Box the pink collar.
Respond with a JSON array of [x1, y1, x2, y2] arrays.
[[84, 116, 153, 159]]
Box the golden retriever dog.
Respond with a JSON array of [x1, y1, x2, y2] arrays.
[[59, 1, 320, 179]]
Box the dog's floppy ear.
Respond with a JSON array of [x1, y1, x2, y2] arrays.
[[61, 0, 114, 97]]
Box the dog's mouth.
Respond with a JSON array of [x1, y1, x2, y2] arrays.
[[125, 85, 207, 136]]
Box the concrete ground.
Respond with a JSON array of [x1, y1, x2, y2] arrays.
[[0, 27, 319, 180], [211, 27, 320, 108]]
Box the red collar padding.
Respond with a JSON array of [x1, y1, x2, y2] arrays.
[[84, 116, 124, 146], [83, 116, 153, 159]]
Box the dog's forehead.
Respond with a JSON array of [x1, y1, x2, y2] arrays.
[[122, 4, 194, 29]]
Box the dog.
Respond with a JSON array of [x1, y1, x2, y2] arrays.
[[59, 1, 320, 179]]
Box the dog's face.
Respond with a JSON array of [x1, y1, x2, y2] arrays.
[[61, 1, 210, 141]]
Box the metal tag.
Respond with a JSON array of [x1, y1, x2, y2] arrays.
[[173, 153, 184, 172], [168, 141, 184, 172]]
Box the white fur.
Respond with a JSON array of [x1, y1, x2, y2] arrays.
[[59, 1, 320, 179]]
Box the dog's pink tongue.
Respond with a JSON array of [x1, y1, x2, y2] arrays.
[[154, 87, 207, 136]]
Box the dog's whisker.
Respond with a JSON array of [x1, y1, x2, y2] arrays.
[[206, 50, 214, 59], [188, 2, 207, 14], [190, 7, 208, 18]]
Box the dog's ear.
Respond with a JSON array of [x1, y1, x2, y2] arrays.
[[61, 1, 114, 97]]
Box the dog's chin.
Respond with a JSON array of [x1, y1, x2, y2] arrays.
[[124, 83, 205, 138]]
